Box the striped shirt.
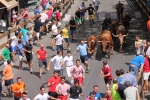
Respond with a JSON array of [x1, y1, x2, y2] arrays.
[[120, 72, 137, 86]]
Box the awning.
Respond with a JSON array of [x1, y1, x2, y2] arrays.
[[0, 0, 18, 10]]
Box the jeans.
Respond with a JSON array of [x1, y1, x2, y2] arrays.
[[129, 65, 139, 76]]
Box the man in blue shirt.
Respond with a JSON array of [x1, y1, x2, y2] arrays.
[[34, 6, 41, 15], [17, 40, 24, 70], [87, 85, 102, 100], [76, 39, 89, 72], [129, 52, 144, 76]]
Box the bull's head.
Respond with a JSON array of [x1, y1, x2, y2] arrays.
[[98, 40, 110, 53], [86, 40, 96, 54]]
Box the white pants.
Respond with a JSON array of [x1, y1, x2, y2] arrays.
[[143, 72, 150, 80], [70, 98, 79, 100], [66, 66, 72, 77], [3, 61, 7, 67]]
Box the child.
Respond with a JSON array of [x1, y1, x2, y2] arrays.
[[100, 60, 112, 90]]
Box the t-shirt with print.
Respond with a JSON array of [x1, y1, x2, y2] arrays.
[[55, 34, 64, 45], [87, 7, 94, 15], [11, 36, 18, 46], [51, 55, 63, 70], [62, 28, 69, 38]]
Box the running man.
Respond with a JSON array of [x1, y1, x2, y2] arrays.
[[86, 4, 95, 26], [69, 16, 77, 41], [79, 2, 86, 26], [24, 39, 34, 74], [55, 76, 70, 100], [62, 50, 73, 81], [62, 24, 70, 50], [76, 39, 89, 72], [48, 51, 63, 76], [12, 77, 26, 100], [36, 44, 48, 78], [52, 31, 64, 55], [3, 60, 14, 97], [93, 0, 100, 16], [75, 7, 82, 29], [70, 59, 85, 87]]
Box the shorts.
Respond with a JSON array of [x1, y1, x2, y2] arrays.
[[75, 18, 82, 23], [81, 12, 85, 16], [129, 65, 138, 76], [10, 46, 17, 52], [70, 29, 76, 35], [5, 78, 14, 86], [56, 45, 63, 51], [52, 34, 57, 39], [18, 55, 23, 61], [94, 6, 99, 11], [58, 95, 67, 100], [54, 69, 63, 76], [64, 38, 70, 43], [143, 72, 150, 80], [14, 97, 20, 100], [48, 92, 58, 98], [26, 55, 33, 62], [36, 32, 40, 37], [39, 59, 47, 67], [89, 15, 94, 20], [104, 78, 112, 85], [75, 77, 83, 85], [80, 55, 88, 63], [42, 6, 46, 10]]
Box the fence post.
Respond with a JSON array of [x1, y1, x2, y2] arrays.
[[7, 27, 12, 39]]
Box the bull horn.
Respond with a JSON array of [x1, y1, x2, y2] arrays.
[[106, 41, 110, 43], [84, 41, 87, 43], [98, 41, 102, 43], [91, 40, 95, 42], [112, 33, 118, 37], [97, 35, 99, 38], [123, 33, 129, 37]]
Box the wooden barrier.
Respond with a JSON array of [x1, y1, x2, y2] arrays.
[[0, 0, 73, 60]]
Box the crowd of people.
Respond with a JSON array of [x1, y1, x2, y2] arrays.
[[1, 0, 150, 100]]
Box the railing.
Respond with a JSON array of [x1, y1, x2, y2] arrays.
[[0, 0, 73, 61]]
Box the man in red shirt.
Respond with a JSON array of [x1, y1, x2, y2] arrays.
[[22, 7, 29, 21], [143, 55, 150, 93], [47, 70, 61, 99], [100, 60, 112, 90], [36, 44, 48, 78]]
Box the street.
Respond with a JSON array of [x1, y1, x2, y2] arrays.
[[1, 0, 150, 100]]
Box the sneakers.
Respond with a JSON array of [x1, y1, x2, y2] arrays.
[[86, 66, 89, 73]]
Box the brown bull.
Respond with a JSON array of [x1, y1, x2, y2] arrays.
[[116, 1, 124, 20], [85, 36, 98, 58], [98, 30, 114, 59], [112, 25, 128, 52]]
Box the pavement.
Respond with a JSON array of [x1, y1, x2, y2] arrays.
[[1, 0, 150, 100]]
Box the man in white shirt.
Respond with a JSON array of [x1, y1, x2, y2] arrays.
[[93, 0, 100, 16], [51, 21, 59, 51], [6, 32, 19, 62], [79, 2, 86, 25], [48, 51, 63, 76], [53, 31, 65, 55], [33, 86, 53, 100], [62, 50, 73, 81]]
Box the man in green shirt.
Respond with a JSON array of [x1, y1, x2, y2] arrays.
[[2, 44, 11, 66]]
